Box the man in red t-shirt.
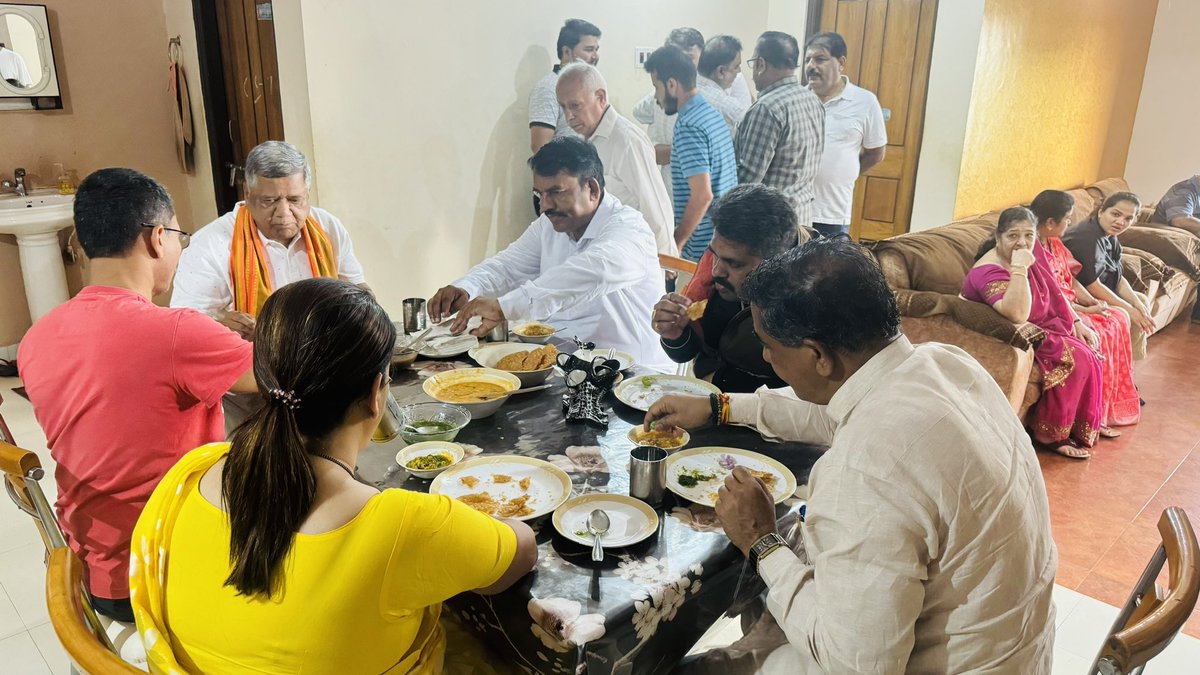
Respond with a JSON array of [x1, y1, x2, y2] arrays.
[[19, 168, 255, 623]]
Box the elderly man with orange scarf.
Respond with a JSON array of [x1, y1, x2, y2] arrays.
[[171, 140, 369, 339]]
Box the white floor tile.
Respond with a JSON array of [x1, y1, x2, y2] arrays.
[[0, 584, 28, 642], [0, 543, 49, 629], [1152, 632, 1200, 671], [1052, 647, 1092, 675], [0, 631, 51, 674], [1055, 595, 1120, 660], [28, 621, 69, 674], [1052, 584, 1085, 629]]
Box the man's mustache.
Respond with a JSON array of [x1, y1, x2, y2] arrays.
[[713, 277, 734, 291]]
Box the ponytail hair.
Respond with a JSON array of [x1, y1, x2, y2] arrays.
[[975, 206, 1036, 261], [222, 278, 395, 598]]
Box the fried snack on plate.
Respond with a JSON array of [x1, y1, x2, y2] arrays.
[[686, 299, 709, 321]]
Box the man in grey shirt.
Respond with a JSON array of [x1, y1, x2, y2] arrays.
[[528, 19, 600, 154], [1149, 174, 1200, 237]]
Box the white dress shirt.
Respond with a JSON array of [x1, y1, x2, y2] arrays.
[[0, 47, 33, 87], [588, 107, 677, 256], [728, 337, 1056, 674], [811, 77, 887, 225], [633, 92, 677, 202], [453, 193, 671, 370], [170, 203, 366, 316], [697, 75, 749, 136]]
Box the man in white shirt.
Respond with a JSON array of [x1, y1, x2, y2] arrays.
[[528, 19, 601, 154], [171, 140, 368, 340], [805, 32, 887, 240], [428, 137, 671, 370], [650, 239, 1056, 673], [0, 44, 33, 87], [556, 62, 676, 256], [697, 35, 749, 135]]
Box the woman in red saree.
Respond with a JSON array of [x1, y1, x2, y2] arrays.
[[1031, 190, 1140, 430], [961, 207, 1104, 459]]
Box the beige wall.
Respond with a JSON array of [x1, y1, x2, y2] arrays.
[[953, 0, 1157, 218], [1124, 0, 1200, 202], [0, 0, 209, 346], [289, 0, 773, 317]]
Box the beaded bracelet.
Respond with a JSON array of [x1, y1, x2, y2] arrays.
[[709, 393, 721, 425]]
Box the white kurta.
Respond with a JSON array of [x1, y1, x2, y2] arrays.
[[453, 193, 671, 370], [170, 203, 366, 316], [729, 337, 1056, 674]]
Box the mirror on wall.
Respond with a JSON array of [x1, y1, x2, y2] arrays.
[[0, 3, 61, 109]]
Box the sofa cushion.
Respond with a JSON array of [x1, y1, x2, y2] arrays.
[[894, 288, 1045, 350], [1119, 225, 1200, 281], [1085, 177, 1134, 205], [874, 215, 998, 294], [1064, 188, 1095, 227], [1121, 248, 1173, 297]]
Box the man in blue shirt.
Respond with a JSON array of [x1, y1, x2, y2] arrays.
[[644, 45, 737, 261]]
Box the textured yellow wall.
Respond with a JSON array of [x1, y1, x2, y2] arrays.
[[954, 0, 1158, 218]]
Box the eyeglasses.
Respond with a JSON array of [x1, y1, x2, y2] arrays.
[[142, 223, 191, 249], [745, 57, 762, 69], [250, 194, 308, 210]]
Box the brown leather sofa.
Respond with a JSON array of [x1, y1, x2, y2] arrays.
[[873, 178, 1200, 418]]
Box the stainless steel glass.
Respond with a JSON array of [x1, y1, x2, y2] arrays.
[[402, 298, 427, 334], [629, 446, 668, 504]]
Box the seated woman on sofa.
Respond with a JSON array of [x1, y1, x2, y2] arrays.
[[1031, 190, 1140, 431], [129, 278, 538, 673], [962, 207, 1104, 459], [1061, 192, 1157, 361]]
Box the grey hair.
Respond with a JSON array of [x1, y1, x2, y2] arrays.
[[244, 140, 312, 190], [557, 62, 608, 95]]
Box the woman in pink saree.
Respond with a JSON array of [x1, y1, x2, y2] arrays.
[[962, 207, 1104, 459], [1031, 190, 1140, 429]]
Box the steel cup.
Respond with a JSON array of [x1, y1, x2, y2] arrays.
[[629, 445, 668, 504], [402, 298, 427, 334]]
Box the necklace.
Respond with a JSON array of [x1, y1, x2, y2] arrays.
[[313, 453, 356, 479]]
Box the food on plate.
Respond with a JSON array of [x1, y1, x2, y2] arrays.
[[495, 345, 558, 371], [640, 376, 654, 387], [405, 453, 453, 471], [519, 477, 531, 491], [686, 299, 709, 321], [514, 323, 555, 337], [748, 469, 779, 493], [632, 428, 686, 449], [458, 492, 534, 518], [493, 474, 513, 484], [437, 381, 509, 403], [460, 476, 480, 489], [677, 468, 718, 488]]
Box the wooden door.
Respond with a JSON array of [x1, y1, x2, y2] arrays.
[[213, 0, 285, 202], [820, 0, 937, 241]]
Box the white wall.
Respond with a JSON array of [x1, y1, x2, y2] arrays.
[[908, 0, 985, 230], [1124, 0, 1199, 202], [289, 0, 772, 317]]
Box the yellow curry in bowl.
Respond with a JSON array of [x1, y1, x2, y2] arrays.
[[436, 381, 512, 403]]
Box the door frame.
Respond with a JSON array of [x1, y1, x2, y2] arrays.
[[191, 0, 240, 213]]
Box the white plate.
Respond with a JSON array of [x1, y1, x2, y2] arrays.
[[613, 375, 722, 412], [467, 342, 556, 387], [553, 494, 659, 548], [573, 348, 635, 372], [663, 447, 798, 506], [430, 455, 572, 521]]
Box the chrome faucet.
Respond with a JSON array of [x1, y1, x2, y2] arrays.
[[1, 168, 26, 196]]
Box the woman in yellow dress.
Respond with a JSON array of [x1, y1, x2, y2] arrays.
[[130, 278, 537, 673]]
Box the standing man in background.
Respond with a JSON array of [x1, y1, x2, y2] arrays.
[[735, 31, 825, 231], [697, 35, 750, 135], [556, 62, 677, 255], [645, 45, 737, 262], [633, 27, 706, 203], [529, 18, 602, 154], [806, 32, 887, 239]]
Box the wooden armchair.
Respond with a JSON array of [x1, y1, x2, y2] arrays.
[[0, 389, 16, 446], [1090, 507, 1200, 674], [46, 547, 143, 674]]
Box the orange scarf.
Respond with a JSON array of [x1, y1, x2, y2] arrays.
[[229, 205, 338, 317]]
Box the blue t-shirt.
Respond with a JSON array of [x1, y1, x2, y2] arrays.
[[671, 95, 737, 261]]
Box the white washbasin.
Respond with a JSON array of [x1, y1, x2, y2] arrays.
[[0, 190, 74, 236], [0, 189, 75, 324]]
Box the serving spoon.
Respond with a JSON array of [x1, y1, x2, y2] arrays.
[[587, 509, 610, 562]]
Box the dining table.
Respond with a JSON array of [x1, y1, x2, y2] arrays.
[[355, 341, 825, 675]]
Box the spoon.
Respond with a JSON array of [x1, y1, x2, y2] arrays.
[[587, 509, 610, 562]]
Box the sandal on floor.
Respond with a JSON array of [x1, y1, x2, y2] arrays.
[[1052, 443, 1091, 459], [1099, 426, 1123, 439]]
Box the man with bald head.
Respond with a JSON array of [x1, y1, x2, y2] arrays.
[[558, 62, 676, 255]]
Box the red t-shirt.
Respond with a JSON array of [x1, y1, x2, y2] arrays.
[[19, 286, 252, 600]]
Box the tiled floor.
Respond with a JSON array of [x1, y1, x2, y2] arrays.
[[1, 316, 1199, 672]]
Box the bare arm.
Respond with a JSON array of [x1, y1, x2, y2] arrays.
[[991, 269, 1033, 324], [229, 368, 258, 395], [475, 519, 538, 594], [859, 146, 886, 175], [1168, 215, 1200, 237], [654, 144, 672, 166], [675, 174, 714, 250], [530, 126, 555, 155]]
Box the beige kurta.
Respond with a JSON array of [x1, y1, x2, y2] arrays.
[[728, 336, 1056, 674]]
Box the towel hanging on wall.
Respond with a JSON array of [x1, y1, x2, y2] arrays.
[[168, 37, 194, 172]]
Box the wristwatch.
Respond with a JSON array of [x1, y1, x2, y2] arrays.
[[749, 532, 787, 571]]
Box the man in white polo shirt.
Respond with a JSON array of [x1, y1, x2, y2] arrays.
[[528, 19, 601, 154], [556, 62, 676, 256], [805, 32, 887, 240]]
